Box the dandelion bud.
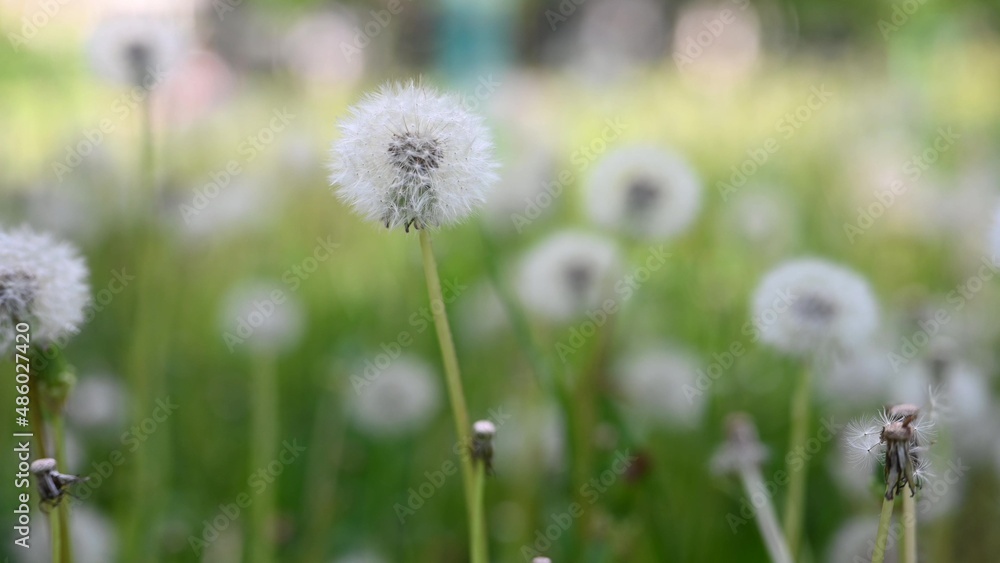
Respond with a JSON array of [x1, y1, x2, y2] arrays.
[[30, 458, 57, 474], [88, 15, 189, 88], [471, 419, 496, 474], [329, 81, 499, 231]]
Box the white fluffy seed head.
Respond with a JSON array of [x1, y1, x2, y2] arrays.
[[515, 230, 621, 322], [0, 227, 90, 353], [750, 259, 879, 356], [348, 357, 441, 437], [614, 347, 706, 428], [65, 373, 129, 431], [474, 419, 497, 438], [584, 144, 701, 240], [329, 81, 499, 230], [88, 15, 188, 88]]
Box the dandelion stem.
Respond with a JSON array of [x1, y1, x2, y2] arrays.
[[901, 492, 917, 563], [471, 460, 488, 563], [783, 364, 812, 557], [53, 414, 73, 563], [872, 492, 895, 563], [250, 353, 279, 563], [418, 230, 475, 520], [50, 503, 63, 563], [741, 465, 793, 563]]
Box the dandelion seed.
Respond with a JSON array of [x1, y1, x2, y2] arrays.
[[751, 259, 878, 356], [88, 15, 189, 88], [347, 357, 441, 437], [329, 81, 499, 231], [584, 145, 701, 240], [0, 227, 90, 353], [515, 231, 621, 322]]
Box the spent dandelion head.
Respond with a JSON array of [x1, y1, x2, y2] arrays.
[[329, 81, 499, 231], [751, 258, 878, 357], [0, 227, 90, 353], [88, 15, 188, 89], [515, 230, 621, 322], [847, 403, 936, 499], [584, 144, 702, 240], [710, 412, 769, 475]]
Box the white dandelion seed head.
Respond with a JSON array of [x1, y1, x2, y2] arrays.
[[474, 419, 497, 438], [614, 347, 706, 429], [219, 282, 305, 354], [515, 231, 621, 322], [584, 145, 702, 241], [65, 372, 129, 432], [0, 227, 90, 352], [348, 357, 441, 437], [710, 412, 769, 475], [329, 81, 500, 230], [88, 15, 189, 88], [751, 259, 879, 356], [456, 281, 509, 344], [495, 402, 565, 476], [844, 414, 886, 471]]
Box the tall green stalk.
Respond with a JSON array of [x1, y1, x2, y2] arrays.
[[418, 230, 476, 534], [250, 353, 279, 563], [741, 465, 793, 563], [901, 492, 916, 563], [783, 365, 812, 556], [872, 492, 895, 563], [53, 414, 73, 563], [470, 460, 488, 563]]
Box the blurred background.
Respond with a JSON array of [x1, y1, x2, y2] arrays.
[[2, 0, 1000, 561]]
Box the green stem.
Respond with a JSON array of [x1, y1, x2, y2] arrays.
[[250, 353, 279, 563], [872, 492, 895, 563], [471, 461, 488, 563], [298, 394, 346, 563], [901, 492, 916, 563], [418, 230, 475, 518], [783, 365, 812, 557], [742, 466, 793, 563], [50, 506, 62, 563], [53, 415, 73, 563]]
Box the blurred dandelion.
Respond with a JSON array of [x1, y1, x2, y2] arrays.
[[613, 347, 706, 429], [347, 357, 441, 437], [584, 145, 702, 241], [87, 15, 189, 88], [515, 231, 621, 322]]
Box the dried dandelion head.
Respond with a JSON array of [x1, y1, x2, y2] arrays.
[[847, 403, 936, 499]]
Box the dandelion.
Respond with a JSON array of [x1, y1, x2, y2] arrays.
[[614, 347, 706, 429], [711, 413, 792, 563], [848, 403, 936, 563], [751, 258, 879, 357], [0, 227, 90, 353], [750, 258, 878, 557], [88, 15, 189, 88], [583, 145, 702, 240], [65, 373, 128, 432], [470, 420, 496, 563], [330, 81, 499, 231], [515, 231, 621, 322], [219, 281, 305, 354], [347, 357, 441, 437]]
